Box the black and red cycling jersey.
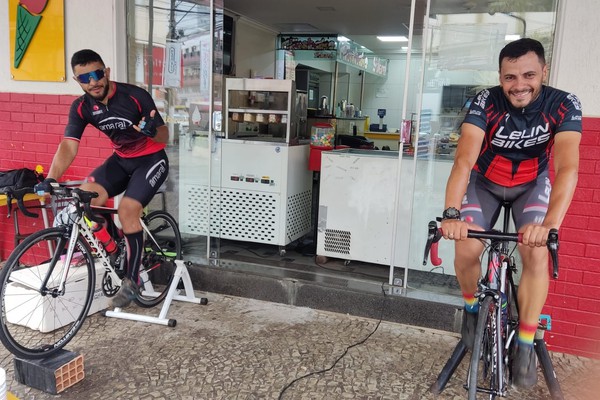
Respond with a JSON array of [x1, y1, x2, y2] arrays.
[[463, 85, 582, 187], [64, 82, 166, 158]]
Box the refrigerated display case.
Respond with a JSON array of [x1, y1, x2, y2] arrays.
[[180, 78, 312, 253]]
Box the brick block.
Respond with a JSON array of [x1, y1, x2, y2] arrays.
[[3, 122, 23, 132], [563, 268, 584, 283], [10, 93, 34, 103], [567, 200, 600, 216], [580, 147, 600, 160], [586, 244, 600, 259], [559, 242, 586, 257], [22, 122, 48, 134], [579, 159, 597, 173], [45, 104, 72, 115], [33, 94, 60, 104], [559, 255, 598, 271], [580, 134, 600, 146], [560, 227, 594, 244], [11, 112, 34, 123], [59, 95, 78, 105], [13, 349, 85, 394], [589, 216, 600, 231], [0, 102, 21, 112], [572, 187, 594, 202], [546, 344, 599, 359], [553, 306, 600, 325], [545, 332, 600, 357], [21, 103, 46, 114], [582, 116, 600, 131], [545, 293, 579, 309], [12, 132, 35, 142], [575, 324, 600, 340], [578, 298, 600, 313], [34, 114, 60, 124], [583, 271, 600, 286]]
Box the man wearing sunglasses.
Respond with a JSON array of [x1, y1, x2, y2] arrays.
[[36, 49, 169, 308]]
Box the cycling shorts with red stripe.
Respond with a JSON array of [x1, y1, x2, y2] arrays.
[[460, 169, 550, 231]]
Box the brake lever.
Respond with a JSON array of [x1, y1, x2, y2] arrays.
[[547, 228, 559, 279], [423, 220, 443, 266]]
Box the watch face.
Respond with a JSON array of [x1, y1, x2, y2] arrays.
[[444, 207, 460, 219]]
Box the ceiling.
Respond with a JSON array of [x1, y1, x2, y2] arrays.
[[223, 0, 556, 55]]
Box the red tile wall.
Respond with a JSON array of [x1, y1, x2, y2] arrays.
[[1, 91, 599, 358], [543, 117, 600, 359], [0, 92, 112, 260]]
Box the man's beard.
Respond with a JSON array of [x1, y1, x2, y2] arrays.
[[87, 82, 109, 101]]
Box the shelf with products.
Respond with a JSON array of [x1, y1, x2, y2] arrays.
[[225, 78, 308, 144]]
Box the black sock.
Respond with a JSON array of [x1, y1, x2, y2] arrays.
[[125, 231, 144, 284]]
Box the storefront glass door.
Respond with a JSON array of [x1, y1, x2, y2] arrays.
[[403, 0, 559, 296], [126, 0, 224, 264]]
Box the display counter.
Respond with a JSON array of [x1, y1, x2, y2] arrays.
[[363, 132, 400, 150], [316, 148, 456, 273]]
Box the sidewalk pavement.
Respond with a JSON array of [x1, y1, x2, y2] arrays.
[[1, 291, 598, 400]]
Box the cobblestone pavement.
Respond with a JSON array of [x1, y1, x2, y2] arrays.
[[0, 292, 598, 400]]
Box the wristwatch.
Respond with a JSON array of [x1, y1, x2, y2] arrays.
[[442, 207, 461, 220]]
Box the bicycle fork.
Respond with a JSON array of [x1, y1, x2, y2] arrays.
[[41, 224, 81, 297]]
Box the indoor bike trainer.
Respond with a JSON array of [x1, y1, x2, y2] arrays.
[[104, 260, 208, 327]]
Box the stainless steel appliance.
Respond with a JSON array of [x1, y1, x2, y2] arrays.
[[296, 69, 320, 109]]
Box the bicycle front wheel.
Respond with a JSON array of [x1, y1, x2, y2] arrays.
[[0, 227, 96, 359], [468, 296, 503, 400], [135, 211, 181, 308]]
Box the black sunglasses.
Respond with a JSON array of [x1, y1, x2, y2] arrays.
[[76, 68, 106, 84]]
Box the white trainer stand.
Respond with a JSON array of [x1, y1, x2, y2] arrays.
[[104, 260, 208, 327]]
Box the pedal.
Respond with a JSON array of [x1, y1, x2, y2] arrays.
[[538, 314, 552, 331]]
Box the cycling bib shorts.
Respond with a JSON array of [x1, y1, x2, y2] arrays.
[[461, 169, 551, 231], [88, 149, 168, 207]]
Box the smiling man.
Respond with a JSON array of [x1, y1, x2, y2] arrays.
[[36, 49, 169, 308], [440, 38, 582, 388]]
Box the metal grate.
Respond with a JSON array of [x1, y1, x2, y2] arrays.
[[183, 186, 280, 243], [286, 190, 312, 241], [218, 189, 279, 242], [324, 229, 351, 254], [183, 185, 215, 235]]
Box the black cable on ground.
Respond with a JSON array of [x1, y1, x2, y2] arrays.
[[277, 283, 388, 400]]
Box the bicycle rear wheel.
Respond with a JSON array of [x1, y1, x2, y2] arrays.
[[468, 296, 503, 400], [0, 227, 96, 359], [135, 211, 181, 308]]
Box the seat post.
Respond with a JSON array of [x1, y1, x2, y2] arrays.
[[502, 202, 512, 233]]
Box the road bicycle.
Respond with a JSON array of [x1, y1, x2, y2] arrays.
[[0, 184, 182, 359], [424, 203, 563, 399]]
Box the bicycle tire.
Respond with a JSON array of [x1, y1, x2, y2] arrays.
[[468, 296, 501, 400], [0, 227, 96, 359], [134, 210, 182, 308]]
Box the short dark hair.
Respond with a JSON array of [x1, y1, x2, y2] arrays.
[[498, 38, 546, 69], [71, 49, 105, 70]]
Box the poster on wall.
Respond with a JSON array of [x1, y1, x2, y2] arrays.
[[8, 0, 66, 82], [164, 41, 182, 88]]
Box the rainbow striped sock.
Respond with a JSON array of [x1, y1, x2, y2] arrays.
[[463, 292, 479, 313], [518, 322, 537, 345]]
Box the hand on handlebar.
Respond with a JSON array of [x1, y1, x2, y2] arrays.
[[34, 178, 57, 196], [440, 218, 470, 241], [519, 224, 556, 248]]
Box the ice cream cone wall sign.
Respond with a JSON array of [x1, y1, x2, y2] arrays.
[[9, 0, 65, 81]]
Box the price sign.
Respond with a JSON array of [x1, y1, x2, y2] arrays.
[[377, 109, 386, 118]]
